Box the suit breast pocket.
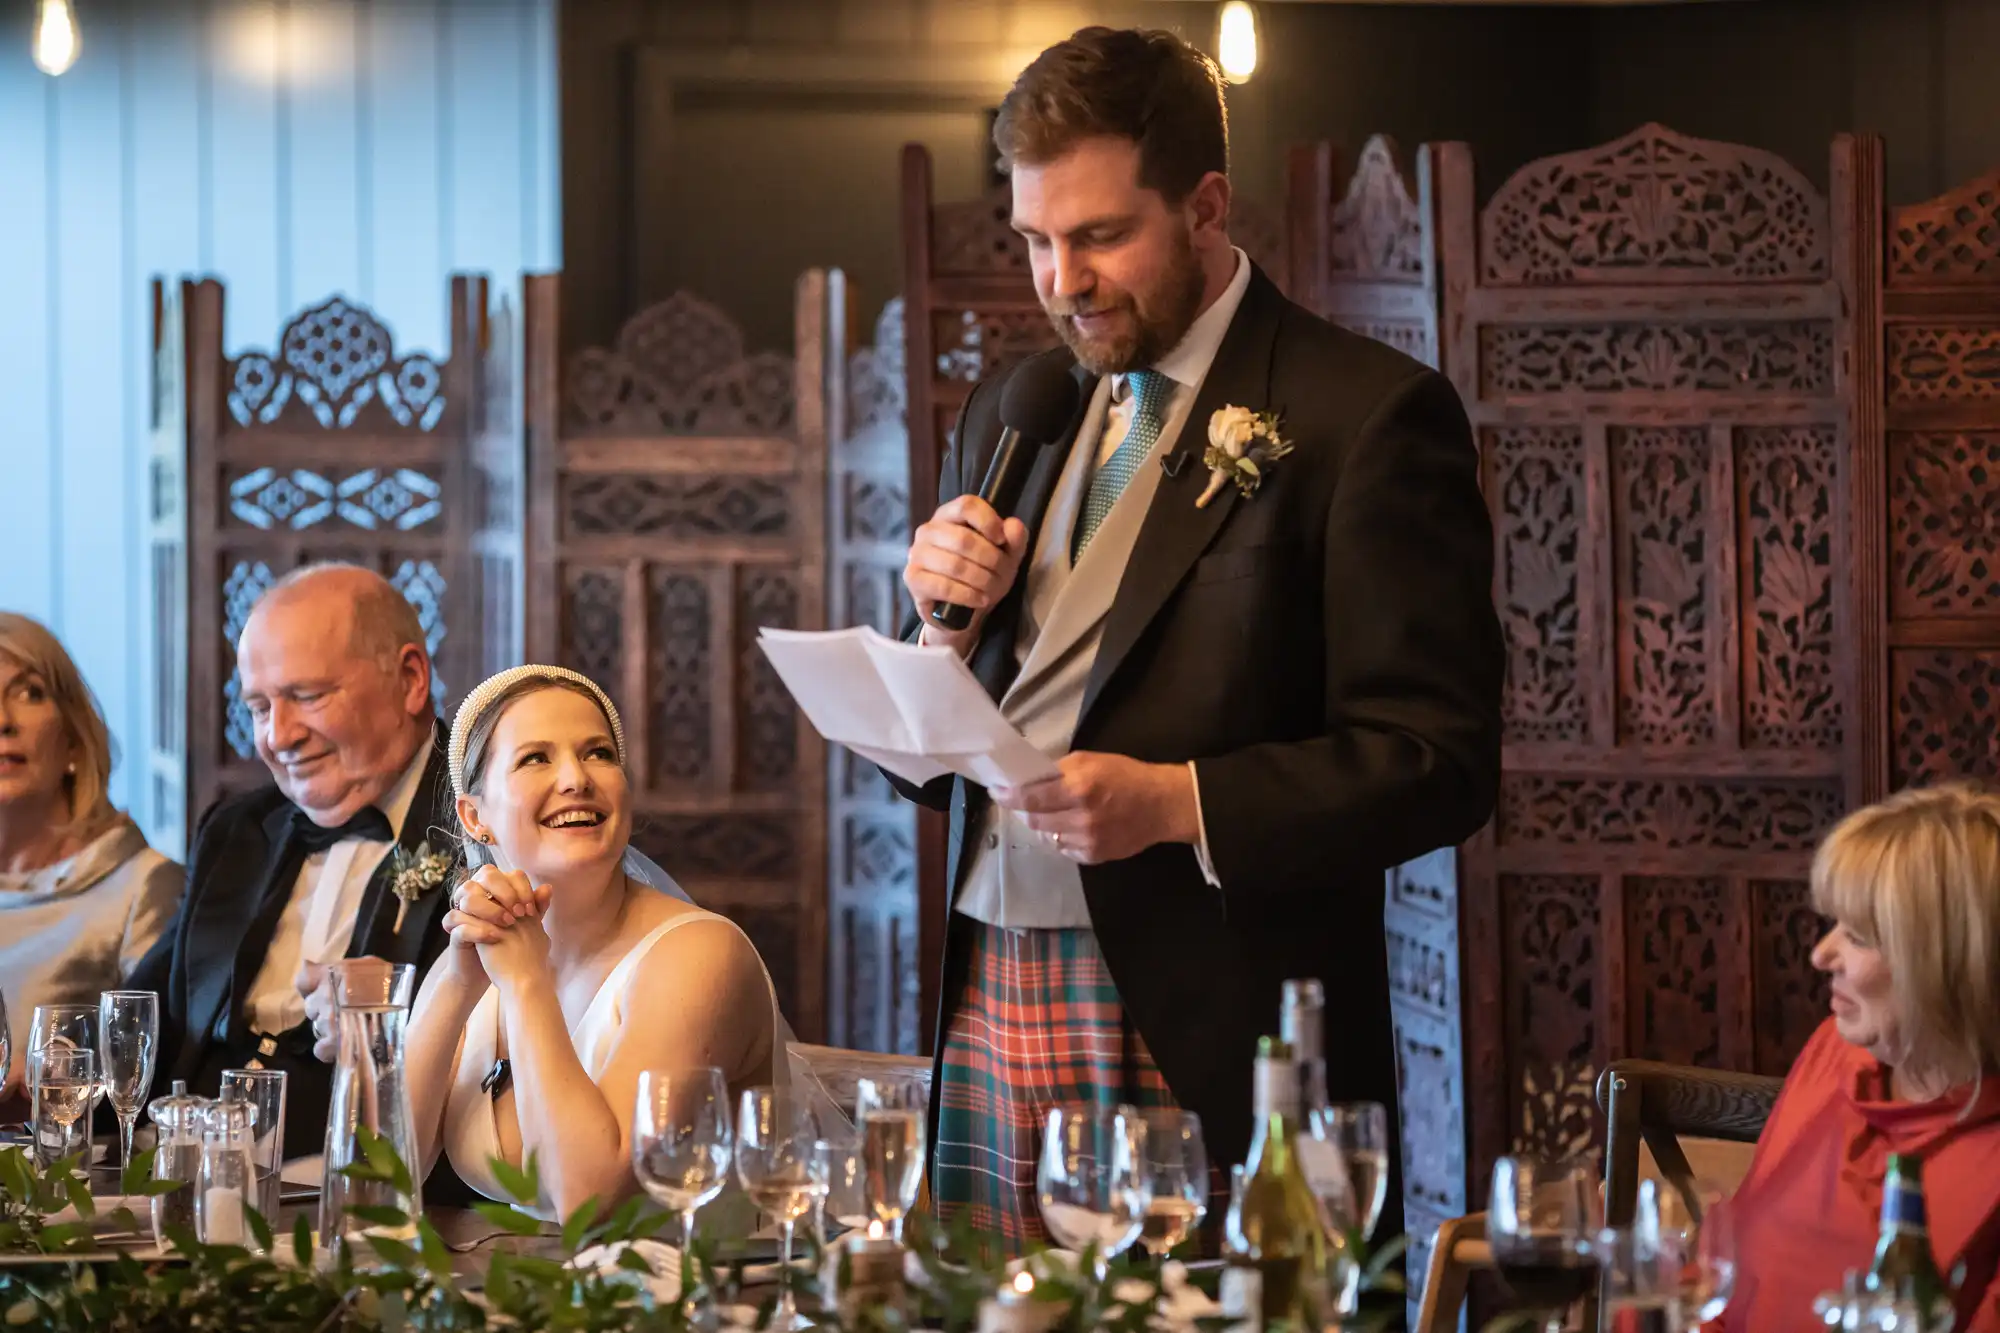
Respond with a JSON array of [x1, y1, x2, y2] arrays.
[[1187, 542, 1294, 586]]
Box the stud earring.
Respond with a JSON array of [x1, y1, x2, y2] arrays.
[[65, 763, 75, 776]]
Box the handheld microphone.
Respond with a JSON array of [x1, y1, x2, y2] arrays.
[[928, 358, 1083, 632]]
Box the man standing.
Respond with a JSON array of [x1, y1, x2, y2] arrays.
[[895, 27, 1503, 1250], [131, 564, 455, 1159]]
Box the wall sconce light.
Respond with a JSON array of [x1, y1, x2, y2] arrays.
[[1217, 1, 1257, 84], [32, 0, 81, 76]]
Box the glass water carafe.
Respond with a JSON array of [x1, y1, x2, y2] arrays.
[[319, 960, 421, 1262], [146, 1080, 207, 1246], [197, 1098, 258, 1249]]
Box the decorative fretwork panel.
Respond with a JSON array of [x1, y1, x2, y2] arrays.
[[1480, 322, 1833, 397], [1612, 427, 1712, 746], [227, 296, 447, 432], [1884, 326, 2000, 403], [1740, 426, 1840, 749], [1626, 875, 1729, 1068], [1496, 775, 1842, 851], [1889, 177, 2000, 282], [564, 292, 795, 436], [1329, 138, 1426, 281], [530, 274, 829, 1042], [932, 309, 1060, 385], [1889, 433, 2000, 616], [1479, 123, 1829, 286], [1500, 873, 1600, 1162], [1891, 649, 2000, 788], [226, 466, 446, 533]]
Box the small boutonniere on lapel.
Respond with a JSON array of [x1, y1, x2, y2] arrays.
[[387, 840, 454, 935], [1199, 404, 1294, 508]]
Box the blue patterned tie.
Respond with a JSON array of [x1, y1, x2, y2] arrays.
[[1074, 369, 1171, 559]]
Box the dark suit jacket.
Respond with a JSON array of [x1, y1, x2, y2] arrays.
[[128, 725, 457, 1157], [894, 267, 1504, 1224]]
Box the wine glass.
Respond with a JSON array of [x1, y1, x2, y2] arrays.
[[1638, 1179, 1736, 1330], [28, 1004, 99, 1133], [98, 991, 159, 1170], [632, 1068, 733, 1254], [1488, 1155, 1601, 1333], [1318, 1102, 1389, 1240], [0, 987, 12, 1096], [1137, 1109, 1208, 1261], [855, 1075, 926, 1242], [1037, 1104, 1150, 1282], [737, 1087, 821, 1330], [815, 1134, 869, 1242], [29, 1045, 95, 1168]]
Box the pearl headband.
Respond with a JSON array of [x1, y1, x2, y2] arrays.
[[448, 665, 627, 798]]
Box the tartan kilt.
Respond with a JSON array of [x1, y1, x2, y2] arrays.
[[932, 919, 1182, 1257]]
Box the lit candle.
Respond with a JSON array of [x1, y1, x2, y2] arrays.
[[202, 1185, 245, 1246], [826, 1217, 908, 1320], [978, 1270, 1062, 1333]]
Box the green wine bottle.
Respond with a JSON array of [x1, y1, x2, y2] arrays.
[[1865, 1153, 1950, 1329], [1223, 1036, 1329, 1333]]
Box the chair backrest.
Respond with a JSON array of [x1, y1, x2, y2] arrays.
[[1596, 1060, 1784, 1227], [791, 1043, 932, 1121]]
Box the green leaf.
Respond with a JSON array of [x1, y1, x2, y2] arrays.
[[294, 1212, 315, 1268], [470, 1201, 545, 1237], [246, 1204, 275, 1255], [617, 1247, 658, 1275], [562, 1196, 602, 1252], [365, 1234, 420, 1269], [416, 1218, 453, 1279], [357, 1126, 415, 1197], [60, 1172, 94, 1220], [593, 1194, 645, 1245], [1363, 1230, 1411, 1279], [348, 1205, 413, 1230], [37, 1222, 93, 1251], [1238, 457, 1261, 478], [120, 1145, 156, 1196], [488, 1152, 540, 1207]]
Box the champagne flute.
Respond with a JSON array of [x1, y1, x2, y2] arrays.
[[737, 1087, 820, 1330], [1488, 1155, 1601, 1333], [98, 991, 159, 1170], [632, 1068, 733, 1255], [855, 1075, 926, 1242], [1320, 1101, 1389, 1240], [1037, 1104, 1150, 1282], [29, 1046, 95, 1168], [1137, 1109, 1208, 1260]]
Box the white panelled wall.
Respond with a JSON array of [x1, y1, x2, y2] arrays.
[[0, 0, 558, 850]]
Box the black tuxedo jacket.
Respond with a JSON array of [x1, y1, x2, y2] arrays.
[[128, 726, 456, 1154], [894, 268, 1504, 1215]]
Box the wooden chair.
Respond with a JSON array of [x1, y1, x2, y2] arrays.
[[1596, 1060, 1782, 1228], [1414, 1211, 1491, 1333]]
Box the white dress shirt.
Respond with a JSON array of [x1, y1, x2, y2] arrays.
[[928, 248, 1250, 890], [241, 732, 434, 1035]]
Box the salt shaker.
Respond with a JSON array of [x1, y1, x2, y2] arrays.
[[145, 1080, 207, 1248], [196, 1097, 257, 1249]]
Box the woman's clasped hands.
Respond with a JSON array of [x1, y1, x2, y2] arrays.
[[442, 865, 554, 988]]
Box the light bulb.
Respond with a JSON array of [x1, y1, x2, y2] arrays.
[[32, 0, 81, 77], [1216, 1, 1257, 84]]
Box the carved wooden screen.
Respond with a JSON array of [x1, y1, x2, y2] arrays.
[[175, 277, 493, 826], [524, 274, 832, 1041], [828, 286, 923, 1055], [1853, 151, 2000, 802], [147, 279, 199, 860], [467, 285, 526, 684], [899, 143, 1296, 1042], [1289, 135, 1465, 1299], [1439, 124, 1854, 1194]]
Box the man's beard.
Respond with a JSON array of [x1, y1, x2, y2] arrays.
[[1043, 229, 1207, 375]]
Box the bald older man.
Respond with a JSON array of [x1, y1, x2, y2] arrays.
[[130, 563, 455, 1159]]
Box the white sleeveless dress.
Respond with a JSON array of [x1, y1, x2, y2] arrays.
[[440, 908, 793, 1226]]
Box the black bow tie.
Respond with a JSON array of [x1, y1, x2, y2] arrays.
[[286, 804, 394, 854]]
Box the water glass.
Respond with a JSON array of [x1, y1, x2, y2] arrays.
[[1488, 1155, 1602, 1333], [1637, 1179, 1736, 1329], [220, 1069, 287, 1225], [1037, 1104, 1150, 1281], [737, 1087, 822, 1330], [1316, 1101, 1390, 1240], [1137, 1109, 1209, 1259], [0, 987, 12, 1093], [632, 1067, 733, 1251], [98, 991, 159, 1171], [855, 1075, 926, 1241], [29, 1045, 95, 1168], [319, 961, 420, 1262]]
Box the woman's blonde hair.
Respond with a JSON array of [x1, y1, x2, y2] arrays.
[[1811, 781, 2000, 1089], [0, 612, 118, 838]]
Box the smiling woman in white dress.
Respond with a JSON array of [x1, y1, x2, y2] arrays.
[[405, 666, 795, 1223]]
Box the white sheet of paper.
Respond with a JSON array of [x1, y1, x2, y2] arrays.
[[757, 626, 1058, 788]]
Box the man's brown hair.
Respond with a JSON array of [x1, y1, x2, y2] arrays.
[[992, 26, 1229, 203]]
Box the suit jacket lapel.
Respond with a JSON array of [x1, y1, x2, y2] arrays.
[[352, 725, 453, 964], [181, 812, 285, 1065], [968, 360, 1099, 704], [1081, 268, 1285, 725]]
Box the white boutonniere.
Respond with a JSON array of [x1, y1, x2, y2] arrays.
[[1198, 404, 1294, 508], [387, 840, 454, 935]]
